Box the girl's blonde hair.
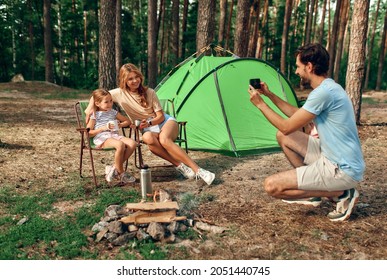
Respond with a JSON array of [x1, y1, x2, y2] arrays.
[[92, 88, 111, 111], [119, 63, 149, 107]]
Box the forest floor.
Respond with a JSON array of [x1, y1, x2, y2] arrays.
[[0, 81, 386, 260]]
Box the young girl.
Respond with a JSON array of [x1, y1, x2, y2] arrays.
[[87, 89, 137, 184]]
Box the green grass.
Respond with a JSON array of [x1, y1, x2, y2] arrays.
[[0, 180, 204, 260], [0, 183, 144, 260]]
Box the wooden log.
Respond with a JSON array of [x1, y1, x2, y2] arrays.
[[134, 210, 176, 224], [120, 210, 187, 224], [119, 211, 148, 224], [125, 201, 179, 211]]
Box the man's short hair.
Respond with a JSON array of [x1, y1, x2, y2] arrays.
[[295, 43, 329, 76]]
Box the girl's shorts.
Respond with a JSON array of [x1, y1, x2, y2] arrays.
[[93, 132, 124, 148]]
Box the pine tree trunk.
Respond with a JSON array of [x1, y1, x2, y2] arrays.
[[364, 0, 381, 90], [28, 0, 35, 80], [43, 0, 54, 83], [376, 9, 387, 91], [83, 9, 88, 81], [256, 0, 268, 58], [180, 0, 189, 58], [247, 1, 261, 58], [311, 0, 318, 42], [58, 3, 64, 86], [148, 0, 158, 88], [196, 0, 216, 53], [171, 0, 179, 64], [99, 0, 116, 89], [304, 0, 315, 45], [346, 0, 369, 125], [328, 0, 342, 78], [157, 0, 164, 42], [225, 0, 234, 50], [281, 0, 293, 74], [317, 0, 327, 45], [334, 0, 349, 82], [218, 0, 228, 47], [158, 0, 165, 68], [116, 0, 122, 87], [233, 0, 250, 57]]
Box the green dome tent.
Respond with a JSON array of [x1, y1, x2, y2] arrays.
[[155, 45, 300, 157]]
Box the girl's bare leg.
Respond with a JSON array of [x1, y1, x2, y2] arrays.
[[120, 137, 136, 163], [102, 138, 126, 174]]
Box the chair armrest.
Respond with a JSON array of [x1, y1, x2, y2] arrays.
[[76, 128, 90, 133]]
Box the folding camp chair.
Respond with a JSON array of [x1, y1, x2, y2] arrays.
[[160, 99, 188, 153], [129, 99, 188, 169], [74, 101, 129, 187]]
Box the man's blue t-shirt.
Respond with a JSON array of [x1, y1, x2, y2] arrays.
[[303, 78, 365, 181]]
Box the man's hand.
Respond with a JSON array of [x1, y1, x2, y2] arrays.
[[248, 85, 265, 108]]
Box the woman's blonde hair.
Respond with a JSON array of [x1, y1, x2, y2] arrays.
[[92, 88, 111, 111], [119, 63, 148, 107]]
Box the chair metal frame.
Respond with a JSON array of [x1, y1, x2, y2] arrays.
[[74, 101, 128, 186]]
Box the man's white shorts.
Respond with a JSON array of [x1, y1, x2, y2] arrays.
[[296, 136, 358, 191]]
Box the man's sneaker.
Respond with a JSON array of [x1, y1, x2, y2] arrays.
[[282, 197, 322, 207], [105, 166, 118, 182], [327, 188, 359, 222], [196, 168, 215, 186], [176, 163, 195, 179], [120, 172, 136, 184]]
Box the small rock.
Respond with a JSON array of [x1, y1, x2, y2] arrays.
[[128, 224, 138, 232], [101, 215, 117, 222], [136, 228, 151, 242], [167, 221, 180, 233], [111, 232, 136, 246], [179, 224, 188, 232], [17, 217, 29, 225], [320, 232, 329, 241], [164, 233, 176, 244], [106, 232, 119, 242], [92, 221, 109, 232], [195, 221, 226, 234], [147, 222, 165, 241], [104, 205, 122, 219], [108, 221, 124, 234], [95, 228, 108, 242], [357, 203, 370, 209], [192, 247, 201, 254]]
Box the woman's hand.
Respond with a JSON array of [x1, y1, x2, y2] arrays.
[[139, 119, 149, 130]]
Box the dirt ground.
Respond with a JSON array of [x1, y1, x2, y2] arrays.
[[0, 81, 386, 260]]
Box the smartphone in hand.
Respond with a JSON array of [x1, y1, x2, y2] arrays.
[[249, 78, 261, 89]]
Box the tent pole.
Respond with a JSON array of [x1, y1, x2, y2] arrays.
[[213, 72, 239, 157]]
